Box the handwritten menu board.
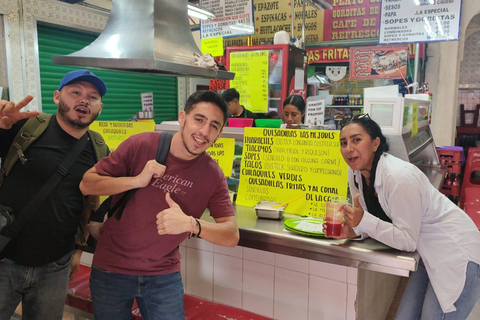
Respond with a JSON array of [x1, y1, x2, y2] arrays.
[[206, 138, 236, 177], [200, 0, 254, 39], [89, 120, 155, 151], [223, 0, 381, 46], [230, 50, 269, 113], [236, 128, 349, 218], [379, 0, 462, 44], [349, 45, 408, 80]]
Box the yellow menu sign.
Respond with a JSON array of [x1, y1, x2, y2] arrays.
[[230, 50, 269, 113], [236, 128, 349, 218], [206, 138, 235, 177], [89, 120, 156, 151]]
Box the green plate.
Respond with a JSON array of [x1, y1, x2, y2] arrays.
[[284, 218, 325, 236]]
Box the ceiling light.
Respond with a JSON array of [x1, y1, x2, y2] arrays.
[[188, 4, 215, 20]]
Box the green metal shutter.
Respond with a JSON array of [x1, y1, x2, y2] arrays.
[[37, 23, 178, 123]]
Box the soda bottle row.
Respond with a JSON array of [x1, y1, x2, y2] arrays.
[[332, 94, 363, 106]]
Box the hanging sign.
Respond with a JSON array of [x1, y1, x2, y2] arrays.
[[230, 50, 269, 113], [349, 45, 409, 80], [89, 121, 156, 152], [205, 138, 236, 177], [379, 0, 462, 44], [201, 37, 224, 57], [200, 0, 255, 39], [236, 127, 349, 218]]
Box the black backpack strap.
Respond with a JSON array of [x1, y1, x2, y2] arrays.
[[90, 132, 173, 222], [87, 130, 108, 161], [156, 131, 173, 164], [0, 113, 52, 188]]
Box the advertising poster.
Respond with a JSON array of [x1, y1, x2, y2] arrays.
[[224, 0, 381, 46], [379, 0, 462, 44], [236, 127, 349, 218], [200, 0, 255, 39], [229, 50, 269, 113], [89, 121, 156, 151], [349, 45, 409, 80], [205, 138, 236, 177]]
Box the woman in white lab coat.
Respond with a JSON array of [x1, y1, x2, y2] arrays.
[[331, 113, 480, 319]]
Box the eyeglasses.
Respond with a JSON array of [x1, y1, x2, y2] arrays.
[[339, 113, 370, 128]]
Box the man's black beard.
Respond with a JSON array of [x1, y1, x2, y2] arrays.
[[57, 100, 99, 129]]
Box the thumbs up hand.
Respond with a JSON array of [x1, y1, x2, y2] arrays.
[[156, 193, 190, 235], [343, 193, 364, 228]]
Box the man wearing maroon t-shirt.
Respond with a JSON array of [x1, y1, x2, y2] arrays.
[[80, 90, 239, 320]]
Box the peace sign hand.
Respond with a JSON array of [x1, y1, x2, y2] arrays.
[[0, 95, 39, 129]]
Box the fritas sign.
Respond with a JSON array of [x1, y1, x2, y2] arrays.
[[307, 43, 424, 64]]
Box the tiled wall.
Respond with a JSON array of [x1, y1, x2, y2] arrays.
[[457, 89, 480, 126], [181, 238, 358, 320]]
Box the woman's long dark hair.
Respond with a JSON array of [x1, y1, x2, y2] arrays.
[[344, 116, 389, 193]]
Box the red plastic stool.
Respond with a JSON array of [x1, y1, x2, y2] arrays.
[[464, 187, 480, 230], [459, 147, 480, 208]]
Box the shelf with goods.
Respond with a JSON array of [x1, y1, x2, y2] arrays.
[[437, 148, 463, 201]]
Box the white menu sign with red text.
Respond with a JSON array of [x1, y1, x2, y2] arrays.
[[379, 0, 462, 44], [200, 0, 255, 39]]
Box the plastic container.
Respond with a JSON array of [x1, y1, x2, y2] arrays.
[[227, 118, 254, 127], [255, 119, 283, 128], [254, 201, 287, 220]]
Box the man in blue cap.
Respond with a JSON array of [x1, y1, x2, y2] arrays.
[[0, 69, 108, 320]]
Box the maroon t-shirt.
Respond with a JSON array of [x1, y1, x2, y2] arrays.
[[92, 132, 235, 275]]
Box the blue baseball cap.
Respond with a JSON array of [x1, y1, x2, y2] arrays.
[[58, 69, 107, 97]]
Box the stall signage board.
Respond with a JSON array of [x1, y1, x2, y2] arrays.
[[206, 138, 236, 177], [224, 0, 381, 47], [379, 0, 462, 44], [89, 121, 155, 152], [201, 37, 224, 57], [307, 43, 424, 64], [200, 0, 255, 39], [305, 96, 325, 126], [230, 50, 269, 113], [349, 45, 409, 80], [236, 128, 349, 218]]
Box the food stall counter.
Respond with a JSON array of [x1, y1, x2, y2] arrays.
[[231, 205, 419, 277]]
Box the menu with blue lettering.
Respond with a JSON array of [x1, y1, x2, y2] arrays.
[[379, 0, 462, 44]]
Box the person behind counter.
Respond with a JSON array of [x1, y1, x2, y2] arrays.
[[328, 113, 480, 319], [0, 69, 108, 320], [283, 94, 305, 129], [222, 88, 257, 119], [80, 90, 239, 320]]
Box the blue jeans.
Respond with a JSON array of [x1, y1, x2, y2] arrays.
[[90, 266, 185, 320], [0, 252, 72, 320], [395, 259, 480, 320]]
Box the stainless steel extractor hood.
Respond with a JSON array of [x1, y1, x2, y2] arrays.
[[52, 0, 235, 80]]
